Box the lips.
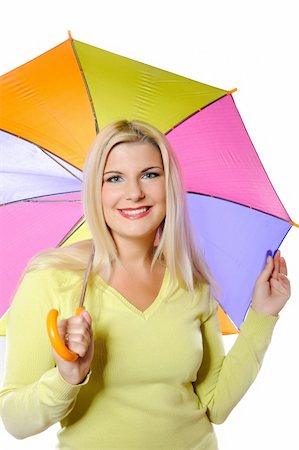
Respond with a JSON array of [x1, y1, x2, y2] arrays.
[[118, 206, 152, 219]]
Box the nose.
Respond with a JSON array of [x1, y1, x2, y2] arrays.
[[125, 179, 145, 201]]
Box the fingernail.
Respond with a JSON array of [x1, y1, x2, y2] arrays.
[[266, 250, 272, 264]]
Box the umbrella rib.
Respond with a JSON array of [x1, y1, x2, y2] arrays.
[[164, 93, 228, 135], [23, 199, 81, 203], [187, 191, 294, 225], [41, 148, 83, 182], [275, 227, 295, 254], [57, 216, 87, 247], [69, 38, 99, 134], [289, 220, 299, 228], [0, 190, 82, 207]]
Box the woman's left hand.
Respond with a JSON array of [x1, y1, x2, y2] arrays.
[[251, 250, 291, 316]]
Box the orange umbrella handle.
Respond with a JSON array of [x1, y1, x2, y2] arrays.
[[46, 307, 84, 361]]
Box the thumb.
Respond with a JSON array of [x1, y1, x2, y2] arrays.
[[258, 255, 274, 282], [80, 310, 92, 327]]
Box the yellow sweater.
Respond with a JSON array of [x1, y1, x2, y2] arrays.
[[0, 267, 278, 450]]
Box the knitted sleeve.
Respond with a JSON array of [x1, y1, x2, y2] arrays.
[[193, 292, 279, 424], [0, 269, 89, 439]]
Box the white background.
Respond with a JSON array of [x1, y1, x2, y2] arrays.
[[0, 1, 298, 449]]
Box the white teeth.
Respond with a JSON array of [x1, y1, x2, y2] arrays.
[[121, 207, 149, 216]]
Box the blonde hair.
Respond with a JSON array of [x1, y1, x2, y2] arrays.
[[25, 120, 215, 292]]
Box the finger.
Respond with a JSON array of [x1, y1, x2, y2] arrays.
[[80, 310, 92, 327], [270, 271, 290, 288], [277, 273, 291, 290], [66, 314, 92, 334], [280, 256, 288, 276], [272, 250, 280, 280], [65, 333, 91, 357], [66, 328, 91, 347], [66, 332, 90, 347], [258, 254, 274, 282], [270, 277, 291, 298], [66, 316, 93, 340], [69, 312, 92, 328]]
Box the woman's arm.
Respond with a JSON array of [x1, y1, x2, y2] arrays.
[[0, 269, 89, 439], [193, 301, 278, 424], [194, 252, 290, 424]]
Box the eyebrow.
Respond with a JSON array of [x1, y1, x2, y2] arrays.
[[103, 166, 163, 175]]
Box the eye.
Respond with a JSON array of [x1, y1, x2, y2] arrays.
[[142, 172, 159, 179], [105, 175, 123, 183]]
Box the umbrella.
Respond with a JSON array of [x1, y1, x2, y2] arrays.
[[0, 32, 296, 336]]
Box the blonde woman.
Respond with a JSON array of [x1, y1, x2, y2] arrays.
[[0, 121, 290, 449]]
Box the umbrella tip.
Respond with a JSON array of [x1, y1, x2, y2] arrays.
[[68, 30, 73, 40], [227, 88, 238, 95], [290, 220, 299, 228]]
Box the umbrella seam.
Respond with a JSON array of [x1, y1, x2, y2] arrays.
[[41, 148, 83, 182], [70, 38, 99, 134], [0, 191, 82, 207], [187, 191, 294, 225], [57, 216, 87, 247], [164, 93, 228, 135]]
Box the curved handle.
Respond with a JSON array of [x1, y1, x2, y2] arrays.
[[46, 307, 84, 362]]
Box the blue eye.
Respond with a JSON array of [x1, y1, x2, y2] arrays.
[[143, 172, 159, 179], [105, 172, 160, 183], [106, 176, 123, 183]]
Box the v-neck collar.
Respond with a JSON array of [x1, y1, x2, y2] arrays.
[[94, 267, 169, 320]]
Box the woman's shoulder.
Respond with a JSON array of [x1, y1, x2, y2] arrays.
[[193, 280, 218, 321], [20, 266, 83, 292], [9, 267, 84, 317], [193, 279, 212, 299]]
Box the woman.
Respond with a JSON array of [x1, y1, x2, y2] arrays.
[[0, 120, 291, 449]]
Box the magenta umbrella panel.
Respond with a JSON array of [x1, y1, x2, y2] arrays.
[[166, 95, 292, 328]]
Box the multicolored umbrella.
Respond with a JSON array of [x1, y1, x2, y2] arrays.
[[0, 32, 296, 336]]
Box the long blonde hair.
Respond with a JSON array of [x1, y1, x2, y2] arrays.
[[25, 120, 215, 292]]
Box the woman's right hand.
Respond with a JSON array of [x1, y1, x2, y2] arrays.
[[53, 310, 94, 385]]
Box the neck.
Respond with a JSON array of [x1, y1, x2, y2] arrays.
[[112, 234, 157, 272]]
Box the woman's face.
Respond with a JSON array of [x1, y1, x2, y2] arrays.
[[101, 141, 166, 243]]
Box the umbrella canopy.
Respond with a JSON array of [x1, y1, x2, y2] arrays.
[[0, 33, 294, 335]]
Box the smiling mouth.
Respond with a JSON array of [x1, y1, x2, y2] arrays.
[[118, 206, 152, 218]]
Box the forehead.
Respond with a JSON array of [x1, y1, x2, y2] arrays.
[[104, 142, 162, 168]]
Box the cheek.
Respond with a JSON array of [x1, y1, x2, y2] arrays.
[[101, 185, 122, 209], [152, 181, 166, 204]]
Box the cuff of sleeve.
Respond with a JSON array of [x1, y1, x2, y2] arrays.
[[239, 307, 279, 363], [38, 367, 91, 405], [243, 307, 279, 334]]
